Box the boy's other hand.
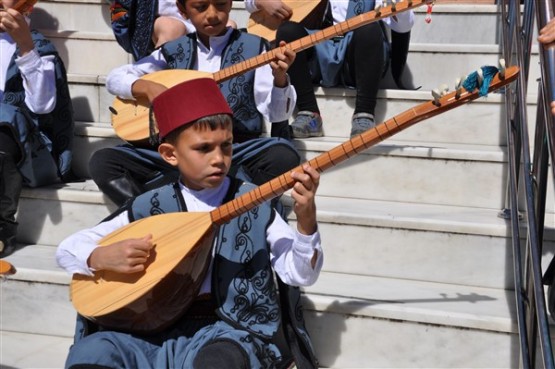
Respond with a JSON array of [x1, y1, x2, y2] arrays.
[[255, 0, 292, 21], [271, 41, 296, 87], [132, 79, 168, 102], [0, 8, 33, 55], [88, 234, 155, 274], [290, 164, 320, 235]]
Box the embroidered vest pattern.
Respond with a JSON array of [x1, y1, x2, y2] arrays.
[[161, 30, 265, 136]]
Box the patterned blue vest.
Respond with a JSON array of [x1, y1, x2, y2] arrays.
[[0, 30, 74, 187], [129, 179, 318, 368], [161, 31, 266, 138]]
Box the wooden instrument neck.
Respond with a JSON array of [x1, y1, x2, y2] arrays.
[[210, 66, 519, 226], [213, 0, 427, 83]]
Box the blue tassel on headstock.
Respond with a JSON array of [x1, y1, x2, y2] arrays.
[[462, 66, 500, 97]]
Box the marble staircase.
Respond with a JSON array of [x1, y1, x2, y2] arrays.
[[1, 1, 555, 368]]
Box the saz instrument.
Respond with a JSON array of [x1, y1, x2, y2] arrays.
[[0, 260, 16, 276], [72, 65, 520, 334], [110, 0, 428, 146], [247, 0, 328, 43]]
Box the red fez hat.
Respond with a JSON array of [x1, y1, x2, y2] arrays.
[[152, 78, 233, 139]]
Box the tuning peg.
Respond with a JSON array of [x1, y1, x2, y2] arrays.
[[498, 58, 506, 79], [476, 68, 484, 88], [432, 88, 442, 106], [391, 0, 397, 12], [455, 77, 464, 99], [439, 84, 449, 96], [374, 4, 382, 16]]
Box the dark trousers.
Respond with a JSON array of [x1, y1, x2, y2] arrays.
[[0, 126, 23, 242], [275, 21, 385, 116], [89, 142, 300, 207]]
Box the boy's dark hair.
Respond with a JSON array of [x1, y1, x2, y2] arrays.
[[162, 113, 233, 144]]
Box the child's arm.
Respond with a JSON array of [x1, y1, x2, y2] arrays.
[[88, 234, 154, 274], [268, 164, 323, 287], [56, 211, 154, 276], [290, 164, 319, 236], [131, 79, 168, 103], [1, 8, 57, 114], [250, 0, 293, 22], [270, 40, 296, 88], [253, 42, 297, 122], [106, 51, 168, 99], [0, 7, 33, 54]]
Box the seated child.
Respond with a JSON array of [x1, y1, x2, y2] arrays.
[[92, 0, 300, 207], [264, 0, 416, 137], [0, 0, 74, 257], [110, 0, 237, 61], [57, 77, 323, 369]]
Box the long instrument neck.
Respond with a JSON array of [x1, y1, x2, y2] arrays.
[[213, 0, 426, 82], [210, 66, 519, 225]]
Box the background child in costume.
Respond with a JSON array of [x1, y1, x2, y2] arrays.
[[249, 0, 416, 138], [91, 0, 299, 207], [0, 0, 74, 257], [110, 0, 237, 61], [57, 77, 323, 369]]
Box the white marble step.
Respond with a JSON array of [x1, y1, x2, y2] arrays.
[[14, 181, 555, 289], [68, 74, 538, 146], [0, 331, 72, 369], [0, 244, 530, 368], [296, 137, 554, 212]]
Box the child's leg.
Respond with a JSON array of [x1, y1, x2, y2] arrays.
[[346, 22, 385, 116], [0, 127, 22, 257], [152, 16, 188, 48], [346, 23, 385, 137], [275, 21, 323, 138], [89, 146, 177, 207], [275, 21, 319, 114]]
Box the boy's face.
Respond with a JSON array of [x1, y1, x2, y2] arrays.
[[159, 124, 233, 191], [180, 0, 231, 42]]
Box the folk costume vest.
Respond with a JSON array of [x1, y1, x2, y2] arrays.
[[0, 30, 74, 187], [161, 31, 267, 140], [312, 0, 387, 87], [110, 0, 158, 61], [129, 179, 318, 368]]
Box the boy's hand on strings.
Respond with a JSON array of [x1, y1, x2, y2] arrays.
[[290, 164, 320, 235], [271, 41, 296, 88], [0, 7, 33, 55], [132, 79, 168, 103], [88, 234, 155, 274], [254, 0, 292, 20]]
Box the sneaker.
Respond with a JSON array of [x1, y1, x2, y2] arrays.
[[350, 112, 376, 137], [0, 236, 16, 258], [291, 111, 323, 138]]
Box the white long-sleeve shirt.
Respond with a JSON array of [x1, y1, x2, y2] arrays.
[[106, 27, 297, 123], [0, 32, 57, 113], [245, 0, 415, 33], [56, 177, 323, 293]]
